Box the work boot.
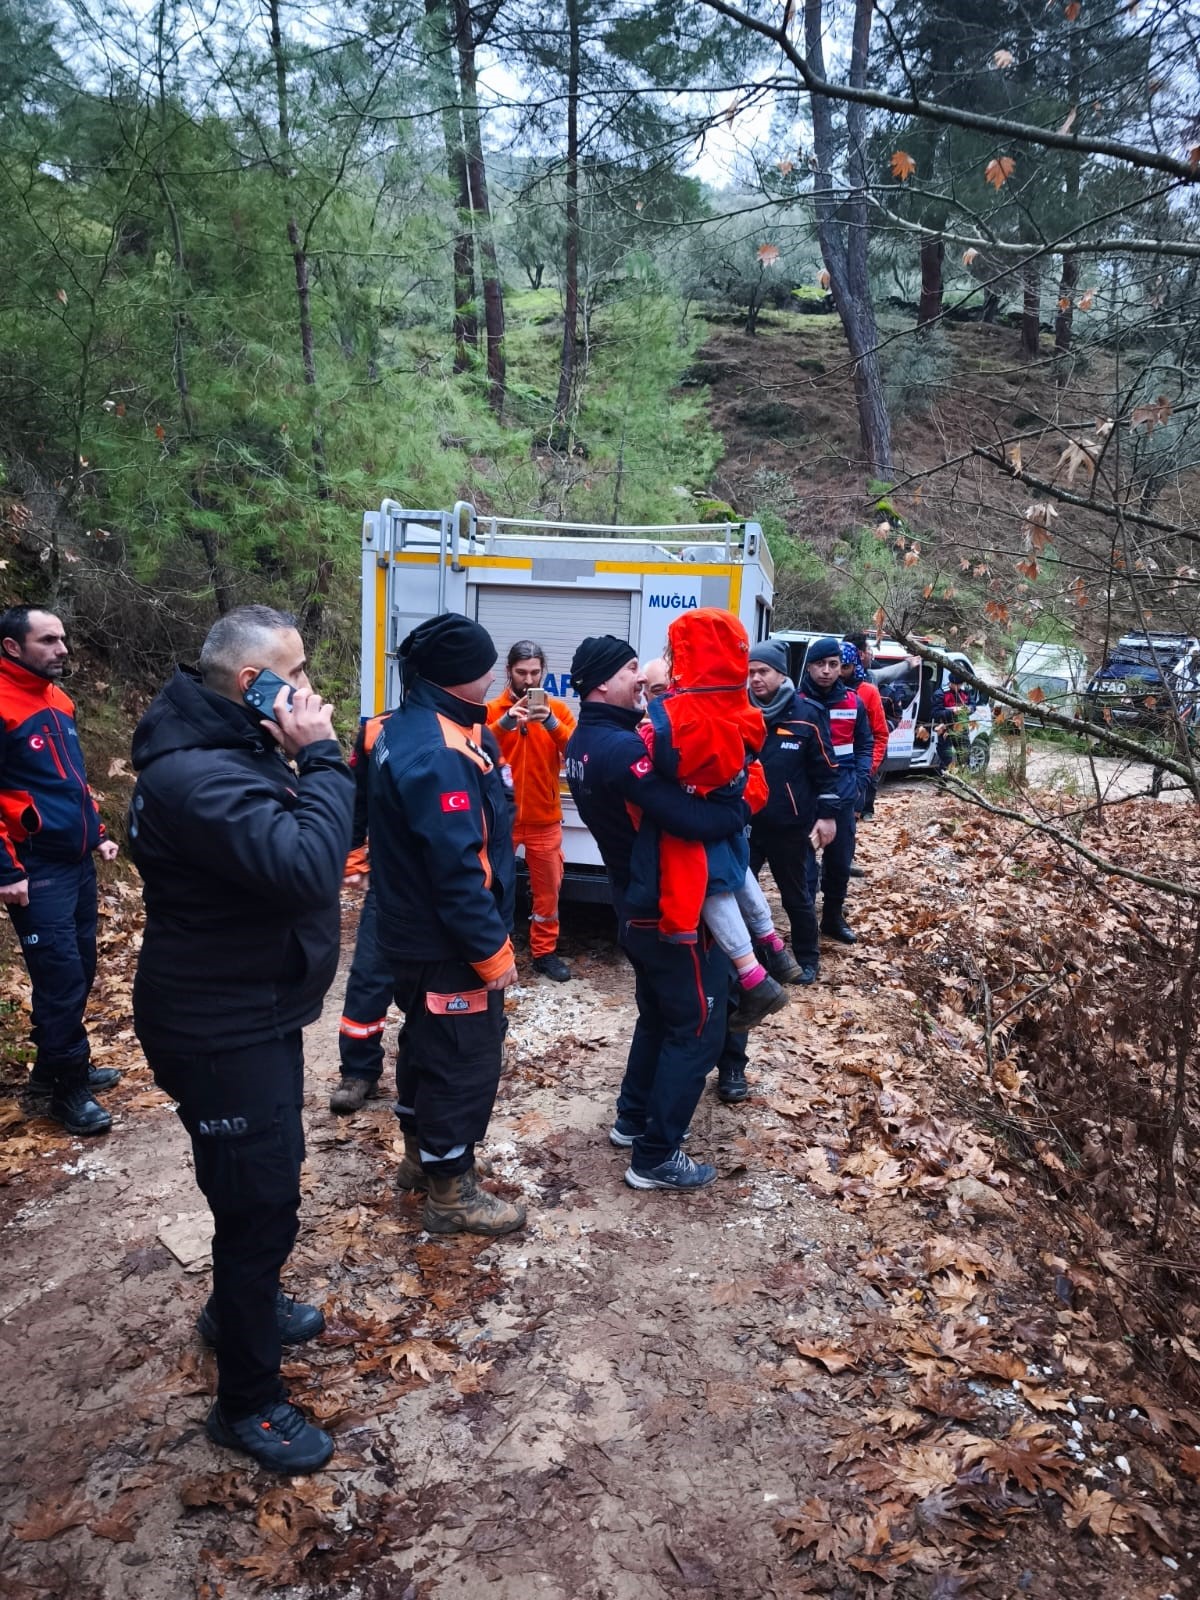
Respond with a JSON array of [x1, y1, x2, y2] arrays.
[[397, 1134, 492, 1190], [423, 1167, 526, 1237], [821, 911, 858, 945], [395, 1130, 426, 1191], [47, 1084, 111, 1136], [754, 939, 804, 985], [206, 1400, 333, 1475], [848, 865, 866, 879], [29, 1063, 120, 1096], [531, 953, 571, 982], [197, 1288, 325, 1348], [329, 1075, 378, 1114], [728, 974, 787, 1031]]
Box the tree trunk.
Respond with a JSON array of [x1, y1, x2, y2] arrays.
[[424, 0, 477, 371], [267, 0, 330, 499], [553, 0, 581, 432], [1054, 252, 1078, 357], [804, 0, 893, 476], [918, 235, 944, 329], [453, 0, 505, 412], [1021, 256, 1041, 361]]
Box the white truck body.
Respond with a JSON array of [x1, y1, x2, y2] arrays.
[[1013, 641, 1089, 715], [360, 500, 775, 897]]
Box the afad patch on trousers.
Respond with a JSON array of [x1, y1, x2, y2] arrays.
[[426, 987, 489, 1015]]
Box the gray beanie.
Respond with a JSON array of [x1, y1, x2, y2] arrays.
[[748, 638, 788, 674]]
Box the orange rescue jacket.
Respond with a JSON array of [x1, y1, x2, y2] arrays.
[[486, 688, 576, 829]]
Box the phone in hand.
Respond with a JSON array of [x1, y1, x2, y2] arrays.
[[243, 668, 296, 722], [525, 686, 547, 711]]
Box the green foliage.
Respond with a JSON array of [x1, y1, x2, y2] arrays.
[[882, 328, 954, 418]]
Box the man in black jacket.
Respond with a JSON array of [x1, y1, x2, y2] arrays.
[[565, 636, 751, 1192], [368, 613, 523, 1238], [747, 640, 845, 987], [130, 605, 353, 1475]]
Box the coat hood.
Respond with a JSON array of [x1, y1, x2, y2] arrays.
[[131, 666, 269, 770], [667, 607, 751, 690]]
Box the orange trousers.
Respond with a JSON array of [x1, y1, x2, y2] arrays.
[[516, 820, 564, 957]]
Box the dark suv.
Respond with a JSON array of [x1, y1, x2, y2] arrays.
[[1084, 632, 1200, 738]]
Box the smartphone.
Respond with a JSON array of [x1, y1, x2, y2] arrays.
[[525, 686, 547, 711], [243, 668, 296, 722]]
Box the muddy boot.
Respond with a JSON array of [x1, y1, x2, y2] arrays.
[[754, 939, 804, 986], [395, 1131, 427, 1192], [422, 1166, 525, 1237], [397, 1135, 492, 1192], [728, 973, 787, 1032], [329, 1075, 378, 1114]]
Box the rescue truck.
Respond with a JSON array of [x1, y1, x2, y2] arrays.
[[359, 499, 776, 898]]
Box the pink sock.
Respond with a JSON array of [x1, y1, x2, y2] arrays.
[[738, 963, 768, 990], [761, 931, 785, 952]]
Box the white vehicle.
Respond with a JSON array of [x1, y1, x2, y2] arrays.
[[1013, 640, 1088, 716], [769, 630, 994, 776], [360, 499, 776, 899]]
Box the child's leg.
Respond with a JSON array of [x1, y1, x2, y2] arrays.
[[702, 893, 770, 990], [733, 869, 782, 945]]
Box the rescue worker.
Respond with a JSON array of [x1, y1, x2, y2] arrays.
[[368, 613, 524, 1237], [746, 639, 846, 985], [0, 607, 120, 1134], [328, 712, 392, 1113], [641, 657, 671, 700], [130, 605, 354, 1474], [487, 640, 576, 983], [565, 635, 752, 1191], [800, 637, 874, 945], [840, 642, 888, 820]]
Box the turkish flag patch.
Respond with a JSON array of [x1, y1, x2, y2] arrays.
[[440, 790, 471, 812], [629, 757, 652, 779]]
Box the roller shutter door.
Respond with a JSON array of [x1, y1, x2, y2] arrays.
[[473, 586, 634, 687]]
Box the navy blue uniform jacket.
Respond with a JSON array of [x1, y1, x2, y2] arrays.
[[565, 702, 751, 912], [755, 689, 850, 828], [368, 679, 515, 974]]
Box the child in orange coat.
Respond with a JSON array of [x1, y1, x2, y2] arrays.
[[633, 608, 799, 1026]]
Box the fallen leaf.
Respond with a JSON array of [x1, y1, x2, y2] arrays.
[[794, 1339, 858, 1374], [14, 1492, 96, 1540]]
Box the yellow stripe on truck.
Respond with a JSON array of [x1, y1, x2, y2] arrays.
[[373, 561, 388, 713]]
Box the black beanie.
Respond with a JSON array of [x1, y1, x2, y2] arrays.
[[805, 635, 841, 664], [399, 612, 497, 689], [571, 635, 636, 699]]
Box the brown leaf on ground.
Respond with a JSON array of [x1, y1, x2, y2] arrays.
[[13, 1492, 96, 1540], [775, 1498, 859, 1562], [793, 1340, 858, 1373], [961, 1423, 1073, 1494], [178, 1472, 258, 1511]]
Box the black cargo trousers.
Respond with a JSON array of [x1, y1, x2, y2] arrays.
[[147, 1034, 304, 1420], [389, 956, 506, 1179]]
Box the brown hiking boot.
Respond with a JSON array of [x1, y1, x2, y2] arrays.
[[422, 1166, 525, 1236], [329, 1075, 378, 1114], [398, 1134, 492, 1192]]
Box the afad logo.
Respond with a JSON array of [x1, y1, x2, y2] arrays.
[[647, 593, 699, 610], [445, 994, 470, 1012]]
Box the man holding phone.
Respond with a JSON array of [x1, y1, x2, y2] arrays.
[[486, 640, 576, 982], [129, 606, 353, 1474]]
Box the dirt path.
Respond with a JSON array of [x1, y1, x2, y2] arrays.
[[0, 787, 1191, 1599], [1022, 746, 1194, 804]]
